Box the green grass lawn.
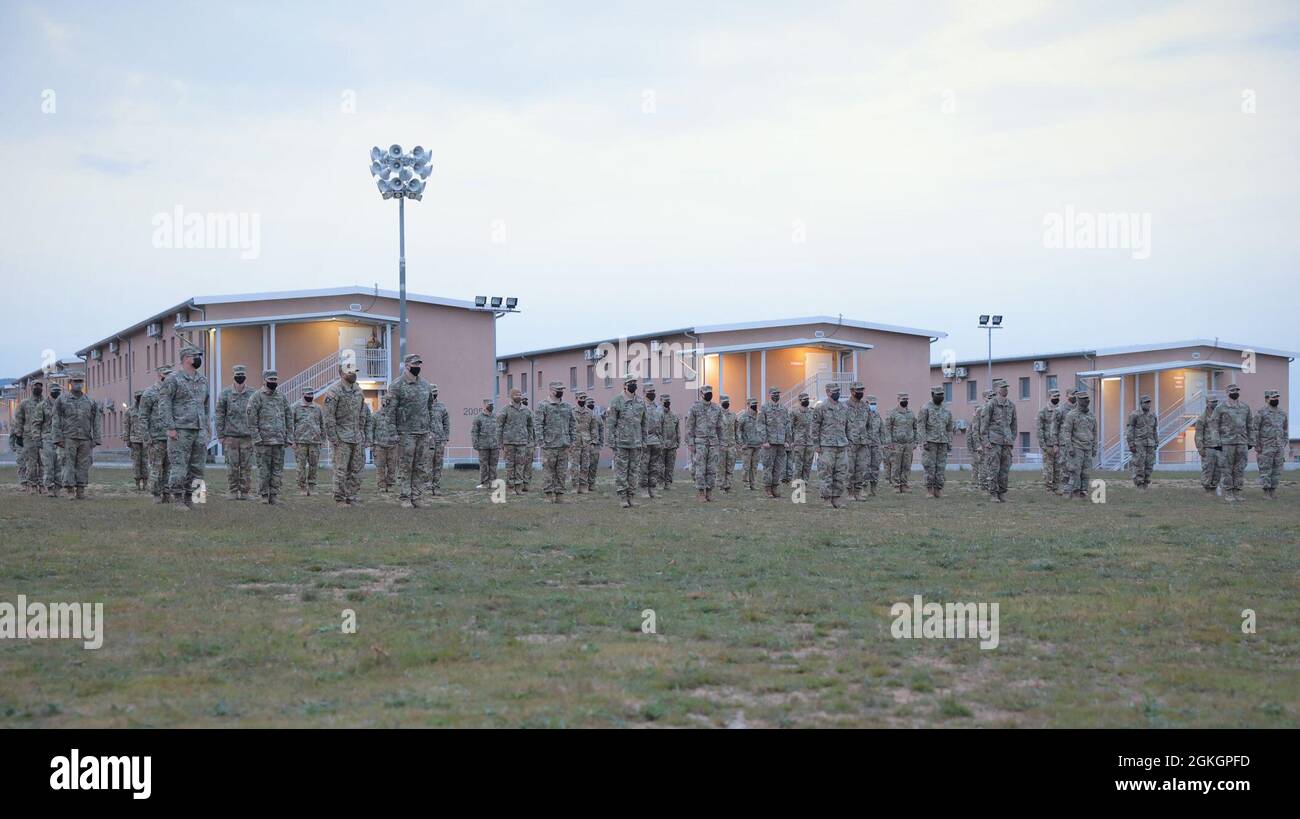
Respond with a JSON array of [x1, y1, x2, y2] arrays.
[[1, 464, 1296, 728]]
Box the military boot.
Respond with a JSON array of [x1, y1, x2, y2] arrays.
[[868, 482, 877, 497], [74, 486, 85, 500], [697, 489, 706, 501], [704, 489, 713, 502], [925, 487, 934, 498]]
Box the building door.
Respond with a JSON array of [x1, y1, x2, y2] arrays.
[[339, 325, 373, 377]]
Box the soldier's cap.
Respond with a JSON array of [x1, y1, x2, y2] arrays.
[[404, 354, 422, 365], [930, 385, 944, 395], [984, 389, 995, 398], [133, 390, 143, 397], [1049, 388, 1061, 397], [866, 394, 877, 403], [769, 387, 780, 395], [797, 392, 809, 400], [1075, 389, 1090, 398], [642, 379, 654, 387], [574, 390, 586, 398], [263, 369, 278, 381], [429, 383, 439, 392], [31, 378, 43, 386], [1264, 389, 1280, 398], [1225, 383, 1239, 391], [623, 376, 638, 386], [699, 384, 714, 391], [747, 396, 757, 404], [661, 396, 671, 402], [897, 392, 909, 399], [180, 344, 201, 357], [548, 381, 563, 390], [232, 364, 248, 375], [157, 365, 173, 375], [69, 374, 85, 382], [1206, 391, 1220, 400], [720, 394, 730, 401], [303, 388, 315, 397], [824, 382, 837, 392], [483, 397, 493, 404], [993, 378, 1008, 387], [850, 382, 864, 390], [1140, 394, 1152, 403]]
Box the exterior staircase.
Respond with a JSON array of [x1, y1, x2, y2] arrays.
[[1098, 389, 1205, 469]]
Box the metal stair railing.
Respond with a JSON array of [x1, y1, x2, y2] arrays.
[[279, 351, 341, 406]]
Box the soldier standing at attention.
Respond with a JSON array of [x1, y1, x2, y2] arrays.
[[323, 364, 370, 505], [39, 383, 64, 497], [52, 374, 100, 500], [1060, 389, 1098, 499], [917, 385, 955, 498], [1035, 388, 1065, 494], [1252, 389, 1288, 500], [137, 369, 170, 502], [248, 370, 292, 505], [1194, 392, 1221, 494], [660, 394, 680, 490], [1208, 382, 1252, 504], [426, 384, 450, 497], [521, 395, 535, 492], [886, 393, 918, 493], [161, 346, 210, 511], [981, 379, 1017, 503], [812, 382, 850, 508], [639, 382, 665, 498], [1126, 394, 1158, 490], [865, 394, 886, 497], [217, 364, 256, 500], [787, 392, 815, 487], [368, 392, 398, 493], [966, 389, 987, 490], [587, 396, 603, 490], [759, 387, 790, 499], [844, 382, 870, 501], [716, 395, 738, 492], [498, 388, 534, 495], [536, 381, 576, 503], [14, 379, 47, 493], [292, 388, 324, 496], [569, 391, 592, 493], [736, 398, 762, 490], [605, 376, 648, 508], [125, 390, 148, 491], [384, 354, 439, 508], [685, 384, 723, 501], [471, 398, 500, 489]]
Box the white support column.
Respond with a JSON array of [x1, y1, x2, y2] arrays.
[[746, 353, 752, 401], [1154, 372, 1160, 465], [384, 323, 393, 382], [269, 323, 277, 371], [214, 328, 222, 459], [261, 326, 268, 371], [760, 349, 766, 402], [717, 354, 724, 395], [852, 350, 858, 380], [1119, 376, 1126, 456]]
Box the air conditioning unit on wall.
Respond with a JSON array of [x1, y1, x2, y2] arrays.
[[1033, 360, 1048, 372], [496, 361, 508, 372], [955, 366, 968, 378], [147, 322, 161, 338], [90, 349, 101, 360]]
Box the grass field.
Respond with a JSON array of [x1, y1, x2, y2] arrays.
[[1, 464, 1297, 728]]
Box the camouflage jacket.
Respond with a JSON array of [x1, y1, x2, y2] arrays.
[[535, 399, 576, 448], [573, 405, 599, 446], [968, 403, 985, 446], [497, 403, 534, 446], [1035, 404, 1064, 447], [1209, 401, 1251, 446], [1193, 407, 1215, 454], [471, 411, 500, 449], [1125, 409, 1157, 446], [160, 369, 209, 432], [718, 408, 737, 445], [323, 381, 369, 444], [367, 406, 398, 448], [661, 409, 681, 447], [737, 410, 763, 446], [758, 402, 790, 445], [789, 405, 814, 445], [247, 388, 293, 445], [137, 382, 170, 441], [845, 400, 870, 445], [384, 375, 440, 436], [866, 408, 885, 446], [122, 407, 142, 444], [642, 401, 665, 446], [53, 392, 101, 443], [15, 397, 48, 441], [685, 401, 723, 444], [431, 400, 450, 443], [39, 397, 58, 437], [1060, 408, 1098, 455], [916, 403, 955, 444], [1252, 406, 1288, 450], [216, 387, 255, 438], [885, 407, 918, 445], [293, 402, 326, 444], [605, 393, 647, 448], [981, 397, 1017, 446], [811, 399, 849, 447]]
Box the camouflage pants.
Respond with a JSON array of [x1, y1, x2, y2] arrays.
[[661, 448, 678, 486], [130, 441, 148, 484], [984, 444, 1011, 496], [147, 439, 170, 496], [922, 442, 950, 489], [969, 445, 984, 487], [296, 443, 320, 490], [1064, 448, 1093, 494], [167, 429, 206, 497], [43, 440, 63, 489], [891, 444, 914, 488], [523, 446, 535, 488], [691, 442, 719, 489], [640, 444, 663, 488], [718, 445, 734, 489], [15, 444, 24, 484], [868, 444, 884, 486], [741, 446, 760, 488], [1040, 445, 1063, 490], [62, 439, 94, 488], [21, 436, 43, 486], [1257, 445, 1284, 490], [819, 446, 847, 499], [762, 445, 786, 489], [569, 441, 590, 488], [374, 445, 397, 490], [478, 448, 499, 487], [542, 447, 570, 494], [845, 443, 869, 492], [1220, 444, 1247, 492], [588, 445, 601, 488], [1130, 441, 1155, 487], [396, 433, 429, 500], [1198, 448, 1221, 490], [225, 437, 254, 495], [789, 445, 814, 484], [256, 444, 285, 498], [613, 447, 641, 496], [333, 441, 364, 501], [426, 439, 446, 492], [883, 445, 897, 488], [503, 444, 530, 488]]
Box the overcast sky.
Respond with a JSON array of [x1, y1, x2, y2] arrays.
[[2, 0, 1297, 412]]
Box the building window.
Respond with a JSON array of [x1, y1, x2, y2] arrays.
[[495, 376, 499, 397], [521, 373, 529, 394], [1046, 374, 1058, 393], [943, 382, 952, 402], [1019, 377, 1030, 400], [569, 366, 577, 388], [586, 364, 594, 389], [604, 373, 612, 389], [507, 374, 513, 392], [1020, 431, 1030, 453], [967, 380, 977, 402]]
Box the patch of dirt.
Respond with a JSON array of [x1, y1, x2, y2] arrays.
[[235, 565, 411, 602]]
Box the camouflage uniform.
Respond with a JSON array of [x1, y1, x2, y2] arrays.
[[293, 395, 326, 494], [587, 403, 603, 489], [981, 385, 1017, 499], [323, 378, 369, 503], [14, 390, 48, 489], [639, 390, 665, 493], [125, 394, 148, 489], [138, 373, 172, 500], [865, 398, 886, 492], [248, 377, 293, 503], [916, 387, 955, 492], [967, 394, 987, 488], [522, 397, 536, 491], [737, 404, 763, 489], [1035, 391, 1066, 492], [788, 396, 815, 485], [426, 389, 450, 495], [569, 394, 596, 490], [53, 383, 100, 494], [1208, 386, 1252, 501], [216, 374, 256, 498], [368, 404, 398, 491], [660, 401, 680, 488], [1193, 396, 1221, 492], [1252, 390, 1287, 496], [605, 379, 647, 504], [471, 404, 500, 488], [686, 391, 723, 492], [758, 390, 790, 493], [1060, 394, 1098, 497], [536, 385, 576, 498], [1125, 398, 1158, 488], [160, 356, 210, 505], [844, 389, 870, 497], [40, 390, 63, 493], [717, 399, 737, 490], [886, 396, 918, 491], [385, 359, 439, 505], [497, 397, 535, 492], [811, 388, 850, 503]]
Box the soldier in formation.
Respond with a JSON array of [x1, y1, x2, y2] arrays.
[[162, 346, 209, 510], [216, 364, 256, 500], [498, 388, 534, 495], [52, 375, 100, 499], [660, 394, 680, 490], [1060, 388, 1098, 499], [980, 379, 1017, 502], [323, 362, 370, 506], [844, 382, 870, 501], [1253, 389, 1288, 499], [570, 391, 597, 493], [686, 384, 723, 501], [886, 392, 918, 492], [520, 395, 535, 492], [426, 384, 450, 497], [293, 387, 324, 496], [1194, 392, 1221, 494], [385, 354, 439, 508], [368, 393, 398, 493], [639, 383, 665, 498], [124, 390, 147, 491], [917, 385, 955, 498], [605, 376, 647, 508], [536, 380, 576, 502], [138, 367, 171, 503], [788, 392, 815, 487], [1036, 388, 1066, 494], [14, 379, 47, 493], [758, 387, 790, 499], [812, 381, 849, 508], [1208, 383, 1251, 504], [472, 398, 500, 489], [1126, 394, 1157, 489], [737, 397, 762, 490], [865, 394, 886, 496], [717, 395, 737, 492], [248, 369, 292, 505]]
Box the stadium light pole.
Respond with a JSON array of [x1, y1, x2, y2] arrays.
[[977, 314, 1004, 386], [369, 144, 431, 366]]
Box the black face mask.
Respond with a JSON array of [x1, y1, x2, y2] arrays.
[[1079, 401, 1091, 412], [662, 402, 670, 408], [234, 375, 246, 384], [748, 404, 758, 411], [1051, 398, 1059, 405], [899, 400, 908, 408], [554, 391, 564, 400], [486, 405, 494, 412], [932, 396, 942, 405], [303, 397, 313, 404], [720, 401, 729, 410], [33, 388, 43, 398], [191, 356, 202, 368], [645, 393, 655, 401], [71, 384, 83, 394], [1228, 392, 1239, 401], [703, 392, 713, 402], [829, 392, 840, 402], [345, 372, 358, 384], [852, 391, 864, 400], [266, 383, 278, 392], [627, 385, 637, 394], [409, 367, 421, 377], [50, 390, 60, 399], [800, 399, 809, 407], [1269, 399, 1279, 407]]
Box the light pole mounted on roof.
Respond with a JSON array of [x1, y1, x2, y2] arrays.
[[977, 314, 1004, 386], [369, 144, 431, 366]]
